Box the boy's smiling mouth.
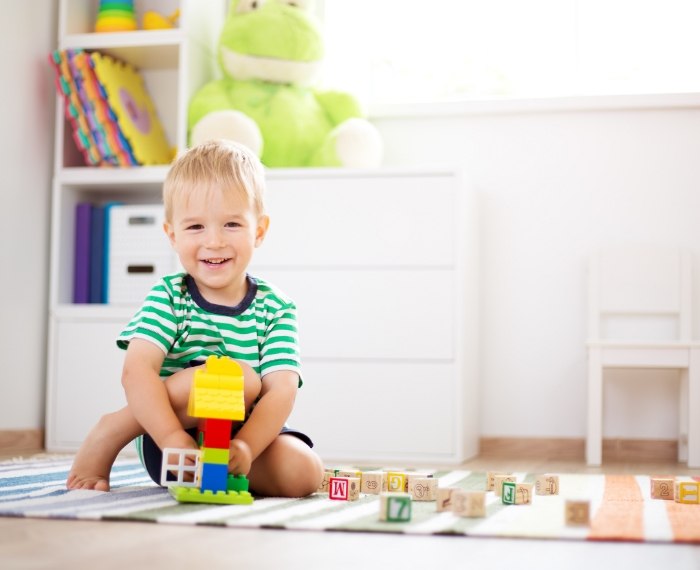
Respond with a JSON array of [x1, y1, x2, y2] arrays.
[[202, 257, 231, 266]]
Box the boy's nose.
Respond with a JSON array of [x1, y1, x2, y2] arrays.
[[205, 228, 225, 247]]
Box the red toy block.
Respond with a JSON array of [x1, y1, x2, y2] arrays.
[[202, 418, 232, 449]]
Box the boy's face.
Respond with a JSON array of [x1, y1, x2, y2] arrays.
[[164, 185, 269, 306]]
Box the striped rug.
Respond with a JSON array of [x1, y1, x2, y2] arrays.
[[1, 456, 699, 543]]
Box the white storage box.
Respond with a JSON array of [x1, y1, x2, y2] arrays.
[[107, 204, 178, 305]]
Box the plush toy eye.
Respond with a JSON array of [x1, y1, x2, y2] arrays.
[[236, 0, 265, 13], [280, 0, 312, 10]]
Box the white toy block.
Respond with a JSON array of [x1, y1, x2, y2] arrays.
[[160, 447, 201, 488]]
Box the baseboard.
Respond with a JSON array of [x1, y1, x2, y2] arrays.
[[479, 437, 678, 462], [0, 429, 44, 451]]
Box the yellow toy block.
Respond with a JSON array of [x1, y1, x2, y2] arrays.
[[201, 447, 230, 465], [188, 355, 245, 420], [675, 480, 700, 504], [386, 471, 407, 493]]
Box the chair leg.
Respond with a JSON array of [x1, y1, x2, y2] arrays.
[[587, 348, 603, 466], [688, 347, 700, 468], [679, 368, 688, 463]]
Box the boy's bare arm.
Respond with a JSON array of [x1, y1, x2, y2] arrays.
[[230, 370, 298, 471], [121, 339, 196, 451]]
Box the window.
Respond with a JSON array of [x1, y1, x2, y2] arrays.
[[319, 0, 700, 106]]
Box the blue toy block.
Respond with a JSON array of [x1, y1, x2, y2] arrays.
[[200, 462, 228, 493]]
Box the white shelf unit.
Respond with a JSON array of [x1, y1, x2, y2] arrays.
[[45, 0, 226, 451]]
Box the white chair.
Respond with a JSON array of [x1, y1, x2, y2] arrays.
[[586, 245, 700, 467]]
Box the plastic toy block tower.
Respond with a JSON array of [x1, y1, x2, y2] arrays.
[[161, 355, 253, 505]]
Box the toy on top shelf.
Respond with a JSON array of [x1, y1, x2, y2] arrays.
[[143, 9, 181, 30], [95, 0, 137, 33], [161, 355, 254, 505]]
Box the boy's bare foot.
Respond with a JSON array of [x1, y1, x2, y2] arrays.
[[66, 414, 128, 491]]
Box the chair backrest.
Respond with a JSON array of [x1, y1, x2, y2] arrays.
[[588, 245, 692, 342]]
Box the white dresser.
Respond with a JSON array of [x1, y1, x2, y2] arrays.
[[253, 169, 479, 464]]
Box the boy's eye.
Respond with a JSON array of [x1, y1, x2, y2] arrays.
[[225, 221, 242, 228], [186, 224, 204, 231]]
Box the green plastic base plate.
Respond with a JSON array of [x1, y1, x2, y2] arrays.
[[169, 486, 254, 505]]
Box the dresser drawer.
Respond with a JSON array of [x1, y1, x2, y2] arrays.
[[257, 173, 457, 267], [258, 268, 456, 360], [288, 361, 457, 461]]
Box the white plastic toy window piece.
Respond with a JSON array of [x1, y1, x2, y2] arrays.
[[160, 448, 201, 488]]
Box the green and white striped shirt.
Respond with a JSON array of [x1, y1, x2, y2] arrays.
[[116, 272, 301, 384]]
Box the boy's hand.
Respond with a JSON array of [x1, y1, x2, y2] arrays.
[[161, 429, 199, 483], [228, 439, 252, 475]]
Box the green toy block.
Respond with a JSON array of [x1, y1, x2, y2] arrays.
[[169, 486, 254, 505], [201, 447, 230, 464], [227, 474, 250, 493], [502, 481, 516, 505]]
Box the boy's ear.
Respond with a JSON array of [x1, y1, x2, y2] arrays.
[[255, 215, 270, 247], [163, 222, 176, 246]]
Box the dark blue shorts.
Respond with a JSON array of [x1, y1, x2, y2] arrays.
[[137, 425, 313, 485]]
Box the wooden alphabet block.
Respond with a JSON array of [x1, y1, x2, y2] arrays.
[[452, 490, 486, 518], [502, 482, 533, 505], [565, 500, 590, 526], [408, 477, 438, 501], [379, 492, 412, 522], [329, 477, 360, 501], [675, 480, 700, 504], [535, 474, 559, 495], [650, 476, 675, 500], [486, 471, 512, 491], [493, 474, 517, 497], [386, 471, 408, 493], [360, 471, 386, 494], [317, 469, 335, 493], [436, 487, 457, 512], [337, 468, 363, 479]]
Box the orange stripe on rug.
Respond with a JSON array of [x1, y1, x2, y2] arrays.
[[665, 497, 700, 542], [588, 475, 644, 541]]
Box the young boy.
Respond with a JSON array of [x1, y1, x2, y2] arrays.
[[67, 140, 324, 497]]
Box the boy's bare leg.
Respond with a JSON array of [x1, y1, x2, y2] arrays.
[[247, 435, 324, 497], [67, 368, 198, 491]]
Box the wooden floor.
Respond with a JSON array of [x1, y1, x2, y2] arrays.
[[1, 449, 699, 570]]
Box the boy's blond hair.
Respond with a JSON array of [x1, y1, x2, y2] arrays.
[[163, 140, 266, 222]]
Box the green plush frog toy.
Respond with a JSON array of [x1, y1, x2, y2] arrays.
[[188, 0, 382, 168]]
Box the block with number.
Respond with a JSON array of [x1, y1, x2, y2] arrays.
[[360, 471, 386, 494], [380, 492, 412, 522], [503, 482, 533, 505], [452, 490, 486, 518], [329, 476, 360, 501], [408, 477, 438, 501], [565, 500, 590, 526], [675, 480, 700, 504], [535, 474, 559, 495], [487, 471, 512, 492], [650, 476, 675, 500]]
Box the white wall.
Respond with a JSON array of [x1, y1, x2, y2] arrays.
[[0, 3, 56, 430], [375, 105, 700, 440], [2, 3, 698, 445]]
